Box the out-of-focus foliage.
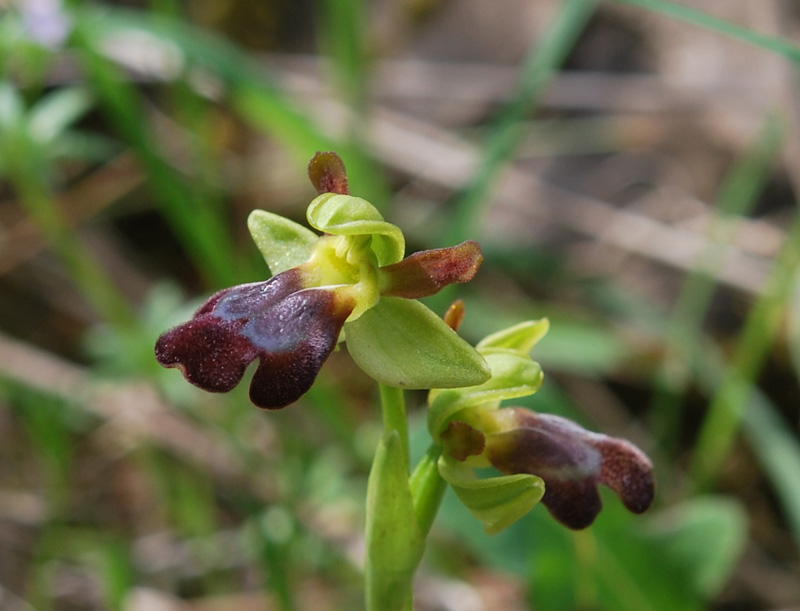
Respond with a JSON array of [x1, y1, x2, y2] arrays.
[[1, 0, 799, 609]]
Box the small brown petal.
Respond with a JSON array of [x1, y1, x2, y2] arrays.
[[443, 300, 466, 332], [308, 151, 349, 195], [441, 420, 486, 462], [379, 241, 483, 299]]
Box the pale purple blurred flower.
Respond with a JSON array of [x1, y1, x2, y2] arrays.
[[20, 0, 71, 48]]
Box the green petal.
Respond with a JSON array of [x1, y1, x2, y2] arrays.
[[247, 210, 318, 275], [307, 193, 405, 266], [477, 318, 550, 354], [428, 352, 543, 439], [365, 431, 423, 611], [438, 455, 545, 535], [345, 297, 491, 389]]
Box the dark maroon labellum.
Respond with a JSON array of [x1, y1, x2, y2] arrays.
[[155, 269, 355, 409], [485, 409, 655, 529]]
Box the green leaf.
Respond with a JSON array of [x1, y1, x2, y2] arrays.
[[345, 297, 490, 390], [247, 209, 318, 275], [743, 392, 800, 547], [306, 193, 405, 266], [0, 82, 24, 131], [365, 431, 423, 611], [28, 86, 94, 144], [428, 352, 543, 439], [642, 497, 747, 598], [438, 455, 545, 535], [477, 318, 550, 354]]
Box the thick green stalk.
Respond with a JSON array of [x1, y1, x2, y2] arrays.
[[366, 388, 449, 611], [379, 383, 410, 470], [365, 385, 418, 611]]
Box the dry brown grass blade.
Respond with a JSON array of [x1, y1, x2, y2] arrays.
[[0, 154, 144, 276], [0, 331, 249, 487], [367, 106, 774, 294], [258, 58, 779, 294]]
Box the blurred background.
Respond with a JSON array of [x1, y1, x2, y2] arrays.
[[1, 0, 799, 609]]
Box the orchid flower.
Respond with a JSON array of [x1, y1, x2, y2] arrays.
[[156, 152, 490, 408], [428, 319, 655, 531]]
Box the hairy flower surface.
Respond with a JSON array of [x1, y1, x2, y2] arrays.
[[156, 269, 356, 408], [156, 152, 490, 408], [446, 408, 655, 529]]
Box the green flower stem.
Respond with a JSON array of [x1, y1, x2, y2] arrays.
[[409, 445, 447, 538], [367, 388, 448, 611], [368, 388, 447, 610], [364, 384, 415, 611], [379, 383, 410, 470]]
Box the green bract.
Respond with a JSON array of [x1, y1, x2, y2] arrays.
[[346, 297, 491, 389], [365, 431, 424, 610], [428, 351, 544, 441], [477, 318, 550, 353]]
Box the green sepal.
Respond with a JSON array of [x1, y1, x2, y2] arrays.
[[477, 318, 550, 354], [345, 297, 491, 390], [307, 193, 405, 266], [247, 209, 318, 275], [438, 454, 545, 535], [428, 352, 543, 439], [365, 431, 424, 611]]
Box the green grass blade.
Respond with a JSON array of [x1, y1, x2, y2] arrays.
[[614, 0, 800, 64], [691, 209, 800, 490], [445, 0, 599, 244], [27, 86, 94, 144], [71, 32, 239, 288], [687, 342, 800, 550], [743, 392, 800, 545], [651, 113, 785, 452], [316, 0, 369, 113], [11, 169, 139, 329], [83, 6, 387, 206]]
